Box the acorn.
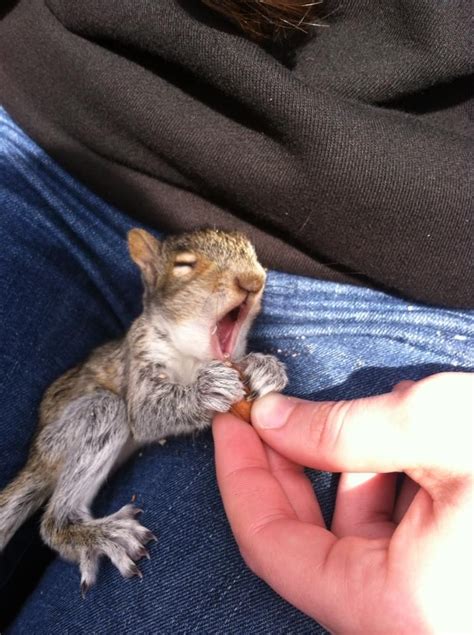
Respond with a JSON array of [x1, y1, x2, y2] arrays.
[[223, 359, 253, 423], [230, 397, 253, 423]]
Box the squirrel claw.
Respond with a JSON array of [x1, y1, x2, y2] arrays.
[[80, 580, 91, 599], [129, 563, 143, 579], [143, 530, 158, 543], [137, 546, 150, 560]]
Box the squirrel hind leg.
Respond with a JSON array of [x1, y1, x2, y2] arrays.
[[0, 458, 53, 551], [40, 390, 155, 591]]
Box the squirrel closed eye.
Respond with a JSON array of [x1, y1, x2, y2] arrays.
[[172, 252, 197, 276]]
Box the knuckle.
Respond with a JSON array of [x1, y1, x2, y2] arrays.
[[409, 372, 473, 406], [237, 514, 284, 579], [305, 400, 349, 458]]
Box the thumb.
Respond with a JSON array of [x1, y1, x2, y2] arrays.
[[251, 392, 408, 474], [250, 374, 473, 478]]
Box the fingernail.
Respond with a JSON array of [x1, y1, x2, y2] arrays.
[[252, 394, 295, 429]]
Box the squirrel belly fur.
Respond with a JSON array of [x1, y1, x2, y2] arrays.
[[0, 228, 287, 594]]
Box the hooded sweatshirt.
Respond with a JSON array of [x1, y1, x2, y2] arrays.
[[1, 0, 472, 307]]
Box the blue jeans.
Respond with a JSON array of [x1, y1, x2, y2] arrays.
[[1, 107, 473, 634]]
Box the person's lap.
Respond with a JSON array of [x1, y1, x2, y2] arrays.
[[1, 107, 473, 633]]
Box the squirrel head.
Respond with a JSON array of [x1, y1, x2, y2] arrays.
[[128, 228, 266, 361]]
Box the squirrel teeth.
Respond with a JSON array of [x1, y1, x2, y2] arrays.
[[216, 313, 236, 354]]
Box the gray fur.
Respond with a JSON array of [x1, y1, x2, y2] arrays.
[[239, 353, 288, 400], [127, 360, 245, 442], [0, 462, 52, 550], [0, 228, 288, 592], [41, 392, 130, 525], [39, 392, 153, 591]]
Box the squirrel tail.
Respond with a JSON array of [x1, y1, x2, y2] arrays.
[[0, 460, 52, 550]]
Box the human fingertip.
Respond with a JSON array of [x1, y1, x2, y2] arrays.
[[251, 393, 296, 429], [213, 412, 245, 435], [214, 412, 235, 425]]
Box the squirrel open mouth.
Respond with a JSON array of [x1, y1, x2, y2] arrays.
[[212, 301, 249, 359]]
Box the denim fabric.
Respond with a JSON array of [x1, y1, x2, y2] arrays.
[[1, 106, 473, 634]]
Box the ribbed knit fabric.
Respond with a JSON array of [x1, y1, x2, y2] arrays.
[[0, 0, 472, 306]]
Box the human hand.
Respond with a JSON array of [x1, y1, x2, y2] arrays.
[[213, 373, 473, 634]]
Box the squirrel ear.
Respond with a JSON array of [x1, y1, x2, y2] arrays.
[[128, 228, 162, 287]]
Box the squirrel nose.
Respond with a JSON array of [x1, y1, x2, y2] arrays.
[[235, 273, 264, 294]]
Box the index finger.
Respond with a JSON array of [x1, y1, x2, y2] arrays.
[[212, 413, 383, 630], [212, 412, 300, 536]]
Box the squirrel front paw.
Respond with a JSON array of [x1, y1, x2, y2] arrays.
[[197, 361, 245, 412], [238, 353, 288, 400]]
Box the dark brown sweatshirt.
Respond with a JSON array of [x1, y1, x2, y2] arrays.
[[1, 0, 472, 307]]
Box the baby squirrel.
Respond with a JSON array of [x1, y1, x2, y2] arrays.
[[0, 228, 287, 594]]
